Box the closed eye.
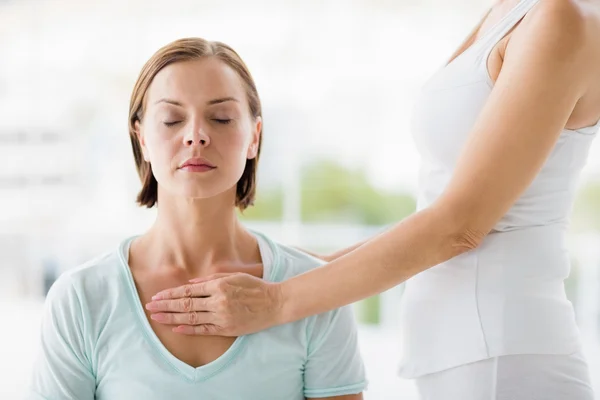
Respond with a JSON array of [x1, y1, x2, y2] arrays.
[[213, 119, 232, 125], [163, 121, 182, 127]]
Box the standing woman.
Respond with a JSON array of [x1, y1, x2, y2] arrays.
[[147, 0, 600, 398]]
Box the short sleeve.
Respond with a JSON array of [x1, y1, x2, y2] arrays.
[[28, 274, 95, 400], [303, 305, 368, 398]]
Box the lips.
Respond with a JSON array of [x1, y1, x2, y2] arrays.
[[179, 157, 216, 172]]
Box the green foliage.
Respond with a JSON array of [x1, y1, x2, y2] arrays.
[[239, 188, 283, 221], [572, 179, 600, 232], [355, 293, 381, 325], [301, 159, 415, 224], [241, 158, 416, 225]]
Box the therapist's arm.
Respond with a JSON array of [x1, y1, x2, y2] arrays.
[[147, 1, 596, 336], [277, 0, 593, 324], [295, 240, 368, 262]]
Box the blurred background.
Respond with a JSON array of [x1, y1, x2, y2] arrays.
[[1, 0, 599, 398]]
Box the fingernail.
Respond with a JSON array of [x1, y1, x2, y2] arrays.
[[151, 314, 165, 322], [145, 302, 157, 310], [152, 294, 162, 300]]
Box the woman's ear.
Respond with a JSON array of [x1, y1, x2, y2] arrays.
[[135, 120, 150, 162], [247, 116, 262, 160]]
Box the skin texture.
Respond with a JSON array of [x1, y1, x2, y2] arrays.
[[147, 0, 600, 346]]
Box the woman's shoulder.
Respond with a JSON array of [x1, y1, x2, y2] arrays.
[[62, 248, 122, 285], [277, 244, 326, 273], [253, 232, 326, 282], [506, 0, 597, 87], [45, 241, 127, 309], [525, 0, 592, 43]]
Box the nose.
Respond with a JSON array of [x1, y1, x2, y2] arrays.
[[184, 126, 210, 147]]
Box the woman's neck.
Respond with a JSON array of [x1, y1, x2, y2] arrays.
[[137, 192, 260, 277]]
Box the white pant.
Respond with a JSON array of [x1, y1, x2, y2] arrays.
[[414, 351, 594, 400]]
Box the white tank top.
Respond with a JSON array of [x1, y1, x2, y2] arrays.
[[399, 0, 600, 378]]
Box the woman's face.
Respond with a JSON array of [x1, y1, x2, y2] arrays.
[[136, 57, 261, 203]]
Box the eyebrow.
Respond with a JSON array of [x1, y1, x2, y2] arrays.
[[155, 98, 183, 106], [207, 97, 239, 105], [154, 97, 239, 106]]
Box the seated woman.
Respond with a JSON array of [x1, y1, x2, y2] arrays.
[[28, 37, 367, 400]]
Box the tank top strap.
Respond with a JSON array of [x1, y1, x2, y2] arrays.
[[473, 0, 542, 61]]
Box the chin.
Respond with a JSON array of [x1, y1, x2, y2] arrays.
[[178, 183, 236, 203]]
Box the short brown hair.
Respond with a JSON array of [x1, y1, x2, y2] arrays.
[[128, 38, 262, 210]]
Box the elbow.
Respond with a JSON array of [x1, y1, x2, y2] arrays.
[[428, 200, 491, 259], [436, 205, 488, 255], [450, 227, 487, 255]]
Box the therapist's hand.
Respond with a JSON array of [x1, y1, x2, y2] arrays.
[[145, 272, 286, 337]]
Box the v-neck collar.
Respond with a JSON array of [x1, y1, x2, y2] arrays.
[[117, 230, 282, 382]]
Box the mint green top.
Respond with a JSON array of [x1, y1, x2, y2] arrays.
[[28, 231, 367, 399]]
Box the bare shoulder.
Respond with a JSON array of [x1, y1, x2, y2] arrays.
[[527, 0, 599, 47], [504, 0, 598, 80], [520, 0, 587, 45]]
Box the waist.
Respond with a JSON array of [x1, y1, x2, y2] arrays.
[[398, 225, 581, 378], [409, 225, 572, 295], [483, 223, 568, 249]]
